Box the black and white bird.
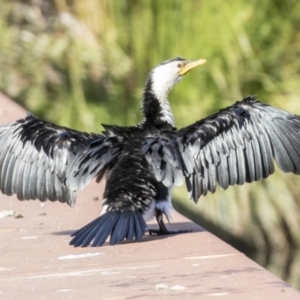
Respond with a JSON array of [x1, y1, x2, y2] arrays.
[[1, 57, 300, 247]]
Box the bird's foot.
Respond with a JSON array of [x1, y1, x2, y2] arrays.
[[149, 228, 192, 236]]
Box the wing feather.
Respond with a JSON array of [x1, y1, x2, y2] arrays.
[[0, 114, 122, 206], [144, 96, 300, 203]]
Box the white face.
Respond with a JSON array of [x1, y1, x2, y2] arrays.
[[151, 60, 185, 102]]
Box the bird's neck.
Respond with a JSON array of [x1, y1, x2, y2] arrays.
[[142, 79, 175, 126]]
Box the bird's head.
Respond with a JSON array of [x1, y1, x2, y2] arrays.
[[149, 57, 206, 101]]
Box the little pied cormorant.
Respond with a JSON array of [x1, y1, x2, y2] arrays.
[[1, 57, 300, 247]]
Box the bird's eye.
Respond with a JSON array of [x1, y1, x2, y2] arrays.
[[177, 63, 182, 68]]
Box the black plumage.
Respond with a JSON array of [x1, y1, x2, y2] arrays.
[[1, 57, 300, 247]]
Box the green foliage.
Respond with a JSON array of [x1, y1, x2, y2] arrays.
[[1, 0, 300, 288]]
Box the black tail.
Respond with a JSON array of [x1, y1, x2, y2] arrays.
[[69, 211, 147, 247]]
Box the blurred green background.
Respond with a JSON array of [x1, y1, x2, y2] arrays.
[[1, 0, 300, 289]]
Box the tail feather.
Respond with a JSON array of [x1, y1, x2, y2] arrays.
[[110, 212, 129, 245], [69, 211, 147, 247], [134, 213, 144, 241], [91, 213, 119, 247], [126, 215, 135, 240], [82, 224, 105, 247], [76, 224, 99, 247], [70, 213, 111, 247]]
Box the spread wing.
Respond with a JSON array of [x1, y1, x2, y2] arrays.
[[143, 96, 300, 202], [0, 114, 122, 206]]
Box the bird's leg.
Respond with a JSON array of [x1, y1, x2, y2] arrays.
[[149, 209, 192, 236]]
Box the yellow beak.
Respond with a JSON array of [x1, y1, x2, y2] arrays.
[[178, 59, 206, 76]]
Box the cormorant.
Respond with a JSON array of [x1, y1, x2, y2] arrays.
[[1, 57, 300, 247]]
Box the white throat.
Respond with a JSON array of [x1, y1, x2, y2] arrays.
[[159, 99, 174, 126], [151, 66, 180, 126]]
